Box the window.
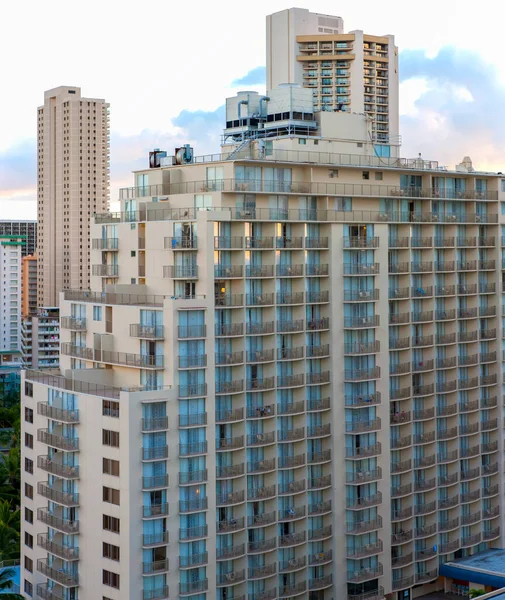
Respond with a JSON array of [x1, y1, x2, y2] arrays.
[[362, 171, 370, 180], [25, 457, 33, 474], [24, 556, 33, 572], [103, 514, 120, 533], [103, 542, 120, 561], [375, 172, 383, 181], [329, 169, 338, 178], [93, 306, 102, 321], [102, 429, 119, 447], [24, 531, 33, 548], [25, 483, 33, 499], [501, 179, 505, 192], [24, 580, 33, 596], [25, 382, 33, 397], [25, 407, 33, 423], [103, 486, 120, 505], [130, 250, 136, 257], [131, 278, 136, 284], [103, 458, 120, 476], [195, 194, 212, 209], [298, 138, 306, 145], [25, 507, 33, 524], [103, 399, 119, 418], [130, 223, 136, 230], [25, 433, 33, 448], [103, 569, 120, 589]]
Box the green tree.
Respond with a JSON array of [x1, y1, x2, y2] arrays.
[[468, 590, 486, 598]]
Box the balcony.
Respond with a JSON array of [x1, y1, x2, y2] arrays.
[[217, 490, 245, 506], [37, 456, 79, 479], [307, 317, 330, 330], [215, 294, 244, 307], [216, 464, 245, 478], [346, 419, 381, 434], [165, 236, 197, 250], [248, 538, 277, 553], [214, 265, 244, 278], [247, 377, 275, 391], [277, 374, 305, 388], [347, 566, 382, 584], [278, 480, 306, 496], [308, 449, 331, 464], [391, 459, 411, 474], [345, 315, 380, 328], [92, 264, 118, 277], [389, 237, 410, 248], [436, 285, 456, 296], [62, 344, 165, 369], [216, 436, 244, 451], [60, 316, 86, 331], [130, 324, 165, 339], [37, 508, 79, 535], [277, 319, 304, 333], [248, 458, 276, 474], [217, 516, 246, 533], [179, 324, 206, 338], [216, 351, 245, 365], [347, 491, 382, 509], [247, 404, 276, 419], [389, 287, 409, 299], [345, 289, 380, 302], [411, 261, 432, 273], [214, 236, 243, 249], [412, 286, 433, 297], [142, 416, 169, 431], [344, 236, 379, 248], [37, 533, 79, 560], [143, 559, 170, 574], [179, 413, 208, 427], [388, 262, 409, 274], [347, 517, 383, 534], [179, 442, 208, 457], [143, 474, 169, 489], [306, 290, 329, 303], [279, 454, 306, 468], [346, 443, 381, 458], [411, 310, 433, 322], [179, 499, 208, 513], [346, 540, 383, 558], [37, 403, 79, 424], [390, 362, 411, 375], [249, 590, 277, 600], [279, 506, 306, 521], [306, 264, 329, 276], [277, 347, 305, 360], [180, 580, 209, 595], [344, 367, 380, 381], [36, 583, 75, 600], [462, 533, 482, 547], [163, 265, 198, 279], [280, 531, 306, 547], [179, 383, 207, 398], [216, 407, 245, 423], [435, 261, 455, 272], [306, 236, 329, 248], [393, 576, 415, 590], [246, 265, 274, 278], [246, 236, 274, 249], [309, 474, 332, 489], [142, 446, 169, 461], [38, 482, 79, 507], [143, 502, 170, 518], [416, 570, 438, 584], [307, 344, 330, 358], [248, 563, 277, 579], [37, 559, 78, 586], [248, 512, 277, 527], [246, 293, 275, 306], [277, 291, 304, 304], [215, 380, 243, 394], [277, 427, 305, 442], [392, 554, 413, 568], [248, 484, 276, 500], [217, 569, 246, 586], [391, 483, 412, 498], [344, 262, 379, 275], [247, 322, 275, 335], [217, 543, 246, 560]]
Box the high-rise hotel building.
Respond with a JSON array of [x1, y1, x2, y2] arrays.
[[266, 8, 399, 146], [22, 86, 504, 600], [37, 86, 110, 308]]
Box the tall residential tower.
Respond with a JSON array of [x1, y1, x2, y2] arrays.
[[266, 8, 399, 147], [22, 89, 503, 600], [37, 86, 110, 307]]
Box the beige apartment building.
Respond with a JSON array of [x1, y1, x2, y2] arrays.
[[266, 8, 399, 147], [21, 87, 505, 600], [37, 86, 110, 308]]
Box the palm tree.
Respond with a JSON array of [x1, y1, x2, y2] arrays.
[[0, 565, 23, 599], [0, 447, 20, 506]]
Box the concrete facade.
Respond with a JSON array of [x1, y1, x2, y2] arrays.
[[37, 86, 110, 308], [266, 8, 399, 145], [21, 110, 505, 600]]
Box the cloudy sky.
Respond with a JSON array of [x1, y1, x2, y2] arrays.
[[1, 0, 505, 219]]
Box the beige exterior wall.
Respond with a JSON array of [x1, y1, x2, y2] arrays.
[[266, 8, 399, 145], [21, 135, 505, 600], [22, 254, 37, 317], [37, 86, 110, 308]]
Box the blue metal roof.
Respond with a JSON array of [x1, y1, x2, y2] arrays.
[[440, 549, 505, 590]]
